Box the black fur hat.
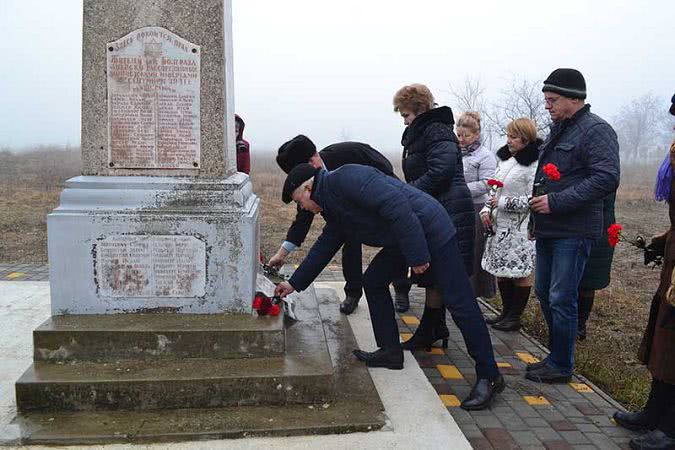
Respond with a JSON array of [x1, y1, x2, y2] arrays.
[[276, 135, 317, 174]]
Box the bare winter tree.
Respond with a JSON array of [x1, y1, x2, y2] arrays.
[[447, 77, 497, 150], [486, 77, 550, 137], [613, 93, 674, 163]]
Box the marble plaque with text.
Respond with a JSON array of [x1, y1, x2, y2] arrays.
[[95, 235, 206, 298], [106, 27, 201, 169]]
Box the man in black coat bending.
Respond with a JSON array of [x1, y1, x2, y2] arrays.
[[268, 135, 411, 314]]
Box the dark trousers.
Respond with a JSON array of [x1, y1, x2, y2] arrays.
[[645, 378, 675, 436], [342, 240, 412, 299], [362, 237, 499, 380]]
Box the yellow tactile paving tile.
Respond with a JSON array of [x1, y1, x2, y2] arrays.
[[569, 382, 594, 393], [6, 272, 25, 280], [516, 352, 540, 364], [401, 315, 420, 326], [439, 394, 461, 407], [426, 348, 445, 355], [524, 395, 550, 405], [400, 332, 413, 341], [497, 362, 513, 368], [437, 364, 464, 380]]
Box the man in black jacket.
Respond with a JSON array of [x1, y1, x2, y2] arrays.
[[268, 135, 411, 314]]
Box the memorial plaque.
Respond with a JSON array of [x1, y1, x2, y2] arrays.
[[106, 27, 201, 169], [95, 235, 206, 297]]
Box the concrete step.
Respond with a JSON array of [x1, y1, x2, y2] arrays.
[[16, 353, 334, 412], [32, 313, 285, 361]]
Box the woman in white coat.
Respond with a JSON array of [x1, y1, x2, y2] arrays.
[[480, 118, 541, 331]]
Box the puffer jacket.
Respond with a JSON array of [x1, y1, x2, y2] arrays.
[[401, 106, 475, 274], [532, 104, 620, 239]]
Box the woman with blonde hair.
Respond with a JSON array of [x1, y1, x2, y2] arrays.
[[456, 111, 497, 300], [480, 118, 541, 331], [392, 84, 476, 350]]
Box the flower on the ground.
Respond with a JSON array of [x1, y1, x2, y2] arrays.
[[253, 292, 280, 316]]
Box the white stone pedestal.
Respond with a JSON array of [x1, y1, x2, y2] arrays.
[[47, 174, 259, 315]]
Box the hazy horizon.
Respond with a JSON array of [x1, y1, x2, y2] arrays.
[[1, 0, 673, 153]]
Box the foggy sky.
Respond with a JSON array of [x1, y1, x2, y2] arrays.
[[0, 0, 673, 152]]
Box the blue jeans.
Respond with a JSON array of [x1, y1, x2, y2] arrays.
[[535, 238, 593, 375]]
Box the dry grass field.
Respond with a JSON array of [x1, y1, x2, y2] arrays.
[[0, 148, 667, 409]]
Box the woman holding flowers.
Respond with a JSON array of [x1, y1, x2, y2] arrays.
[[480, 118, 541, 331]]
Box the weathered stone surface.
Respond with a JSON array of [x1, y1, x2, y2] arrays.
[[82, 0, 237, 176], [107, 26, 201, 170], [15, 285, 385, 444], [33, 313, 285, 362], [48, 175, 259, 314]]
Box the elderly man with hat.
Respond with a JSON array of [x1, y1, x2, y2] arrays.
[[270, 135, 412, 314], [526, 68, 620, 383], [274, 163, 504, 410]]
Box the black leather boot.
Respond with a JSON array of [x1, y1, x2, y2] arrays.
[[629, 430, 675, 449], [339, 295, 360, 315], [487, 279, 514, 324], [461, 374, 505, 410], [394, 290, 410, 313], [432, 307, 450, 348], [402, 306, 444, 351], [492, 286, 530, 332], [613, 410, 653, 432]]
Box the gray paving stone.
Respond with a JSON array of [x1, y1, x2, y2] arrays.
[[559, 431, 591, 445], [588, 415, 615, 427], [474, 415, 503, 429], [575, 423, 602, 434], [512, 403, 543, 419], [460, 423, 484, 439], [510, 430, 541, 446], [585, 432, 621, 449], [533, 427, 562, 441], [525, 417, 550, 427]]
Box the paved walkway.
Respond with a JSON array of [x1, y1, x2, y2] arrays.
[[1, 264, 636, 449], [316, 266, 635, 450]]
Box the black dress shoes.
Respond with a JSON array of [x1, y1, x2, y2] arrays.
[[613, 410, 653, 432], [525, 364, 572, 384], [353, 347, 404, 369], [629, 429, 675, 450], [339, 295, 360, 315], [460, 374, 505, 410]]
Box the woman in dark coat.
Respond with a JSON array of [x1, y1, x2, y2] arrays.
[[577, 193, 616, 340], [393, 83, 475, 349], [613, 95, 675, 450]]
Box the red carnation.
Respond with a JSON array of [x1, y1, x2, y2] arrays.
[[487, 178, 504, 188], [252, 295, 263, 310], [607, 223, 623, 248], [543, 163, 561, 181], [269, 303, 281, 316]]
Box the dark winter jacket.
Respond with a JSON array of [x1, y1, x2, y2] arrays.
[[285, 142, 395, 247], [288, 165, 455, 292], [401, 106, 475, 274], [579, 193, 616, 290], [235, 115, 250, 174], [531, 105, 620, 239]]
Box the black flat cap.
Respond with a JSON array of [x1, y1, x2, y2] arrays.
[[276, 135, 317, 174], [282, 163, 319, 204]]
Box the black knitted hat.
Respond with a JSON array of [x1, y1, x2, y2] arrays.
[[542, 68, 587, 100], [276, 135, 317, 174], [282, 163, 319, 204]]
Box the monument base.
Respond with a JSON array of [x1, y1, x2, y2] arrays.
[[47, 174, 259, 315], [14, 285, 385, 444]]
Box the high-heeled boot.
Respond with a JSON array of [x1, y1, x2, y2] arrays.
[[487, 279, 513, 325], [492, 286, 530, 331], [402, 306, 446, 351]]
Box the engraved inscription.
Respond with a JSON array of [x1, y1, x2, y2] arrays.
[[107, 27, 200, 169], [96, 236, 206, 298]]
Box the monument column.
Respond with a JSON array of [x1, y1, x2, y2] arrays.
[[48, 0, 259, 314]]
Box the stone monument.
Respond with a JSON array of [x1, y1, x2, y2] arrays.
[[13, 0, 385, 444]]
